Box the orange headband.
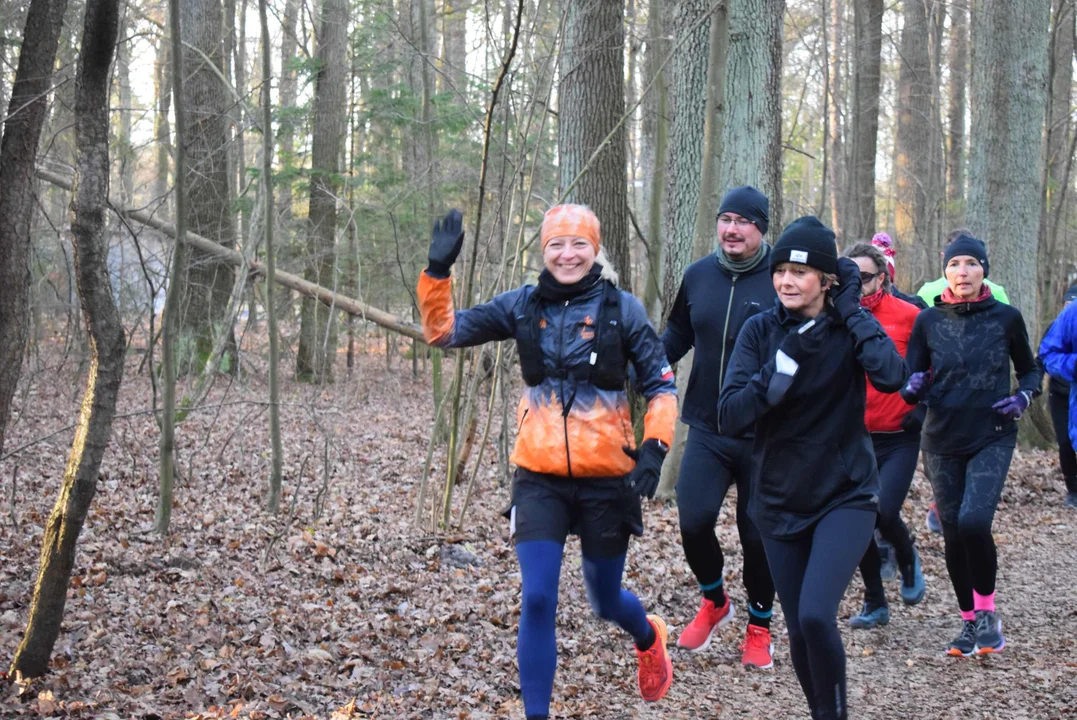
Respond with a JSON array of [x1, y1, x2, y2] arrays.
[[540, 204, 601, 253]]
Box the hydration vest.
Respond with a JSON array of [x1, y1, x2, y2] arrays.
[[515, 280, 628, 391]]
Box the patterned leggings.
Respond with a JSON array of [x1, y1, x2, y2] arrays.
[[923, 443, 1014, 612]]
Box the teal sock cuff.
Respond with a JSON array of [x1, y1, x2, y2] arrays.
[[748, 606, 773, 619], [699, 578, 724, 592]]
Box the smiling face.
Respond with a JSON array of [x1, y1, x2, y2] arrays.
[[773, 262, 828, 317], [543, 235, 596, 284], [717, 212, 764, 260], [853, 256, 885, 297], [944, 255, 985, 300]]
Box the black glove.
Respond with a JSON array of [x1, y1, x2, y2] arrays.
[[777, 315, 831, 364], [830, 257, 864, 321], [427, 209, 465, 278], [900, 403, 927, 434], [622, 439, 667, 499]]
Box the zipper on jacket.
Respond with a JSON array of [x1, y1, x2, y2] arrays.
[[716, 275, 738, 434], [558, 300, 573, 477]]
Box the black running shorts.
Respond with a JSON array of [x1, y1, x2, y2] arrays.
[[504, 468, 643, 557]]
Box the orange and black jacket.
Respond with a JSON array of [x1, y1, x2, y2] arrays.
[[418, 270, 677, 478]]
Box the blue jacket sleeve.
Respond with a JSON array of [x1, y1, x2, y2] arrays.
[[1039, 303, 1077, 383], [717, 316, 779, 436], [661, 280, 694, 365]]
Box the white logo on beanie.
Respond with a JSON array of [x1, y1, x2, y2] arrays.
[[790, 250, 808, 263]]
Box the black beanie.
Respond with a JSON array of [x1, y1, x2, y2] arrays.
[[769, 215, 838, 275], [943, 234, 990, 278], [717, 186, 770, 235]]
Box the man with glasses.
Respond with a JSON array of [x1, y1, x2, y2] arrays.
[[662, 186, 778, 668]]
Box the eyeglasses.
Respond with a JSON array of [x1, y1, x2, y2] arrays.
[[717, 215, 756, 228], [860, 271, 882, 284]]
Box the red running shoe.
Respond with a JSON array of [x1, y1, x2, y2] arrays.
[[740, 624, 774, 669], [637, 615, 673, 702], [676, 596, 734, 652]]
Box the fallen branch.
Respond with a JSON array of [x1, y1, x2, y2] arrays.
[[35, 167, 425, 343]]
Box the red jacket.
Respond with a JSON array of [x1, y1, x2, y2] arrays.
[[863, 291, 921, 432]]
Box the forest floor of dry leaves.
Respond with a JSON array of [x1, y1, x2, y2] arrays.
[[1, 336, 1076, 719]]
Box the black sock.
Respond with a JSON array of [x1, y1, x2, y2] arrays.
[[635, 623, 657, 651], [702, 586, 728, 607], [747, 610, 772, 631]]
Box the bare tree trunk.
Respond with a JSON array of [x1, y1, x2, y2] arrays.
[[154, 36, 171, 217], [826, 0, 847, 238], [442, 0, 470, 95], [894, 0, 938, 291], [296, 0, 348, 383], [946, 0, 968, 229], [640, 0, 668, 319], [278, 0, 298, 233], [967, 0, 1050, 336], [848, 0, 882, 239], [717, 0, 784, 233], [0, 0, 69, 461], [9, 0, 122, 679], [1041, 0, 1074, 321], [558, 0, 631, 284], [177, 0, 238, 372], [259, 0, 283, 513]]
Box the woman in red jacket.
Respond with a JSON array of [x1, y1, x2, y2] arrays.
[[843, 242, 927, 628]]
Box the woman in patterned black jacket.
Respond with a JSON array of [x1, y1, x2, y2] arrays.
[[901, 234, 1041, 657]]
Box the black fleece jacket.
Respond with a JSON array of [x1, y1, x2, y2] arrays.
[[662, 251, 776, 434], [904, 295, 1042, 455], [718, 302, 908, 538]]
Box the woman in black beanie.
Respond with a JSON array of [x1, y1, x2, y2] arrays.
[[718, 216, 907, 720], [901, 233, 1041, 656]]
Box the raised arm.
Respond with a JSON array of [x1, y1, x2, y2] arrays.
[[830, 258, 908, 394], [417, 272, 524, 348]]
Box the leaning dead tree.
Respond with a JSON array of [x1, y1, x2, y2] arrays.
[[35, 168, 424, 343]]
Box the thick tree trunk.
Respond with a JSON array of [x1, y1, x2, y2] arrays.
[[442, 0, 470, 95], [848, 0, 883, 239], [278, 0, 298, 232], [826, 0, 847, 239], [558, 0, 631, 285], [296, 0, 348, 383], [967, 0, 1050, 337], [894, 0, 939, 291], [946, 0, 968, 229], [9, 0, 122, 679], [154, 37, 171, 216], [177, 0, 238, 371], [717, 0, 784, 233], [0, 0, 69, 461]]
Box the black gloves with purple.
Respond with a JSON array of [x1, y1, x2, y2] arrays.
[[830, 257, 865, 322], [426, 209, 465, 278], [623, 439, 668, 499], [993, 391, 1031, 420], [900, 370, 932, 405]]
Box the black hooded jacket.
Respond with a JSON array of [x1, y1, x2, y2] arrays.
[[662, 250, 777, 434], [717, 302, 908, 538], [904, 294, 1042, 455]]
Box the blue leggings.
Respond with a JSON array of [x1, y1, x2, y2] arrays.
[[762, 508, 876, 720], [516, 540, 652, 718]]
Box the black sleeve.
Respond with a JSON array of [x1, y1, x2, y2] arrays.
[[844, 306, 909, 394], [716, 317, 779, 436], [661, 279, 694, 365], [1010, 310, 1044, 398]]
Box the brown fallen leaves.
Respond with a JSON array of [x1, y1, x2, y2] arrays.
[[1, 341, 1076, 719]]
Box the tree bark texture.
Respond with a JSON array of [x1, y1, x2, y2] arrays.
[[847, 0, 882, 239], [296, 0, 348, 382], [177, 0, 238, 368], [661, 0, 714, 319], [967, 0, 1050, 337], [826, 0, 847, 238], [640, 0, 668, 319], [0, 0, 69, 461], [946, 0, 968, 227], [278, 0, 299, 232], [9, 0, 122, 680], [154, 37, 172, 218], [718, 0, 784, 234], [894, 0, 940, 290], [558, 0, 631, 285], [442, 0, 470, 95]]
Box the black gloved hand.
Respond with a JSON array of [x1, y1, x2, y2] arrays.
[[900, 403, 927, 434], [777, 315, 831, 364], [830, 257, 864, 321], [427, 209, 465, 278], [622, 439, 667, 499]]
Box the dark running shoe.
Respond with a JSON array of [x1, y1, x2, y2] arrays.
[[947, 620, 977, 657], [849, 602, 890, 629], [974, 611, 1006, 654], [877, 534, 898, 583], [899, 547, 926, 606], [926, 503, 942, 534], [1065, 491, 1077, 509]]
